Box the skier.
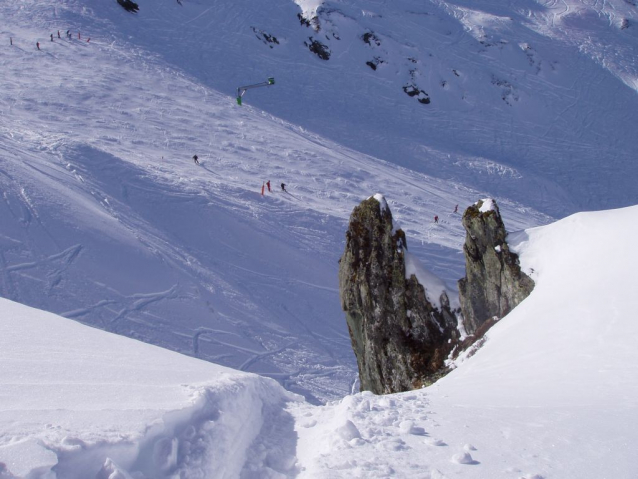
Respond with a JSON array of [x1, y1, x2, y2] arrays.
[[454, 204, 458, 213], [36, 42, 40, 50], [281, 183, 287, 192], [261, 182, 265, 196], [434, 215, 439, 223], [193, 155, 199, 165], [50, 34, 53, 42], [58, 30, 61, 39], [66, 30, 71, 39], [266, 180, 271, 192]]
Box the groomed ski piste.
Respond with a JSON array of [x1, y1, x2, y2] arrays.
[[2, 205, 637, 477], [1, 0, 637, 477]]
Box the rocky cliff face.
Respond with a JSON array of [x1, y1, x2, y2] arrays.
[[338, 195, 459, 395], [458, 199, 535, 335]]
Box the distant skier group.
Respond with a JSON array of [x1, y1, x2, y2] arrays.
[[433, 204, 459, 224], [11, 28, 91, 51], [259, 180, 288, 196], [189, 154, 458, 214]]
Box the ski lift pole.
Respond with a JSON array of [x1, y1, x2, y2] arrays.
[[236, 77, 275, 105]]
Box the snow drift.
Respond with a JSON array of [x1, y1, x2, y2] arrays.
[[0, 298, 298, 478]]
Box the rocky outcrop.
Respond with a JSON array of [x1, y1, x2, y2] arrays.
[[458, 199, 534, 335], [339, 195, 459, 395]]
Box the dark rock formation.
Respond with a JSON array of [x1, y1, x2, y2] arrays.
[[403, 84, 431, 104], [251, 27, 279, 48], [339, 196, 459, 394], [362, 32, 381, 46], [305, 38, 331, 60], [458, 199, 534, 335], [117, 0, 139, 13], [366, 57, 384, 70]]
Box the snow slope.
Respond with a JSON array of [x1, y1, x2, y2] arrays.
[[77, 0, 638, 217], [2, 205, 636, 478], [292, 204, 638, 478], [0, 0, 553, 402], [0, 297, 298, 479]]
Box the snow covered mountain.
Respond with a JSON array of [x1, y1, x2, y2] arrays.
[[2, 0, 638, 476], [2, 0, 638, 400], [0, 0, 558, 403], [93, 0, 638, 217], [2, 205, 637, 477]]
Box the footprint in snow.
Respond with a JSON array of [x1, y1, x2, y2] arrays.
[[463, 443, 477, 452], [451, 452, 479, 465], [399, 420, 426, 435], [424, 438, 447, 446], [300, 419, 317, 428], [381, 438, 409, 451], [336, 420, 361, 441]]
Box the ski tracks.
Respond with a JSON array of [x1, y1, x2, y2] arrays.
[[2, 244, 83, 295], [62, 284, 178, 331]]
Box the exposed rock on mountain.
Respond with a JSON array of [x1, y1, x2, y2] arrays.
[[117, 0, 139, 13], [339, 195, 459, 394], [458, 199, 535, 335]]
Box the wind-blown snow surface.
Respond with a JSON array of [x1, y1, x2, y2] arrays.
[[0, 0, 553, 402], [3, 205, 636, 478]]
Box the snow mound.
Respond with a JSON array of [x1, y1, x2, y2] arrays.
[[451, 452, 476, 465], [0, 298, 299, 478]]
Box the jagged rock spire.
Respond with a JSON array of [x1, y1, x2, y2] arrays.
[[338, 195, 458, 394], [458, 199, 535, 335]]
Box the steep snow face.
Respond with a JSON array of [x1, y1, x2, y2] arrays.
[[0, 298, 298, 479], [60, 0, 638, 217], [293, 205, 638, 479]]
